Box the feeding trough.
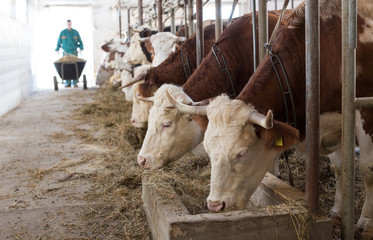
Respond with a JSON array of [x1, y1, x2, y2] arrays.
[[142, 172, 332, 240]]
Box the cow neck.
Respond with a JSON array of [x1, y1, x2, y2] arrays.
[[149, 49, 188, 88], [183, 13, 278, 102]]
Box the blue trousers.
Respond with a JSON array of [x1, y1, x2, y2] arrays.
[[63, 51, 78, 86]]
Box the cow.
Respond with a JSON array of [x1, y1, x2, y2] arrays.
[[96, 39, 129, 86], [169, 1, 373, 236], [120, 32, 185, 103], [139, 32, 186, 67], [136, 12, 281, 169], [125, 22, 231, 128]]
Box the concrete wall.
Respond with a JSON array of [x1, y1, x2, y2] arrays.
[[0, 0, 37, 117]]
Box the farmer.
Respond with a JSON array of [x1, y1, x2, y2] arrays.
[[55, 19, 84, 87]]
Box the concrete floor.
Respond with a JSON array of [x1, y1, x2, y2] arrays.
[[0, 88, 111, 239]]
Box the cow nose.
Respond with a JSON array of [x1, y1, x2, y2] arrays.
[[207, 200, 225, 212], [137, 155, 147, 167], [131, 118, 136, 123]]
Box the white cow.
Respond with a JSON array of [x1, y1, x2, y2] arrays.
[[129, 33, 185, 125], [137, 85, 205, 168]]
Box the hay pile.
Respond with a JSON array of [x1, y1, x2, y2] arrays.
[[55, 54, 85, 63]]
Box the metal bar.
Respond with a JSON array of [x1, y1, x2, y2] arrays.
[[138, 0, 143, 25], [158, 0, 163, 32], [355, 97, 373, 109], [227, 0, 238, 26], [341, 0, 356, 237], [127, 8, 131, 40], [305, 0, 320, 213], [119, 1, 122, 38], [291, 0, 294, 8], [188, 0, 194, 36], [275, 0, 277, 10], [171, 8, 176, 34], [196, 0, 204, 66], [251, 0, 257, 71], [258, 0, 268, 63], [215, 0, 223, 40], [184, 0, 189, 38]]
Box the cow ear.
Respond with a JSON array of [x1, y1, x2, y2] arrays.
[[259, 120, 300, 152], [101, 44, 110, 52]]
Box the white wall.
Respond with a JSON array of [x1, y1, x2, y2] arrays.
[[92, 0, 119, 74], [0, 0, 36, 117]]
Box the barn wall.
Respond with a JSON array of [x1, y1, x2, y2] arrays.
[[91, 0, 119, 74], [0, 0, 37, 117]]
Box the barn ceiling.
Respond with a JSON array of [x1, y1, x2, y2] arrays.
[[39, 0, 93, 7]]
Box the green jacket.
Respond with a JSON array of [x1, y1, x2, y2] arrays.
[[55, 28, 84, 54]]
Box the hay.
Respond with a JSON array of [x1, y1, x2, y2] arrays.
[[278, 150, 365, 240], [55, 54, 85, 63]]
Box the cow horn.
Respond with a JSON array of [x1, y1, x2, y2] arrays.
[[166, 90, 207, 116], [175, 37, 187, 42], [139, 37, 151, 43], [131, 28, 142, 33], [118, 68, 148, 89], [138, 96, 154, 102], [118, 78, 142, 89], [247, 110, 273, 129]]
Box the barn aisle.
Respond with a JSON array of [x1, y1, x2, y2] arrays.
[[0, 88, 114, 239]]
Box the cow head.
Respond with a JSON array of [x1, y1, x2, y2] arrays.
[[199, 95, 299, 212], [128, 65, 153, 127], [123, 32, 151, 65], [137, 84, 204, 169], [140, 32, 186, 67]]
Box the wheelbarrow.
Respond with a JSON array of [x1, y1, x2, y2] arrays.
[[53, 58, 87, 91]]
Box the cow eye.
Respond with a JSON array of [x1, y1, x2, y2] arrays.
[[236, 151, 247, 161], [162, 122, 172, 130]]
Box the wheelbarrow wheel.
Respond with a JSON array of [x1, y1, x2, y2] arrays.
[[54, 76, 58, 91], [83, 75, 87, 90]]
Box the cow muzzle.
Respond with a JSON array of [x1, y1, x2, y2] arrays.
[[131, 118, 147, 128], [137, 155, 151, 168], [207, 200, 225, 212]]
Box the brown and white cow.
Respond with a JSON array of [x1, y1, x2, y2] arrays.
[[136, 12, 281, 168], [121, 33, 185, 106], [172, 1, 373, 235], [127, 22, 231, 128], [96, 39, 129, 86]]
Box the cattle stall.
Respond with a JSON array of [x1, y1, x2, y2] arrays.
[[2, 0, 371, 239]]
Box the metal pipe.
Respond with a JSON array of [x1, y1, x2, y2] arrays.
[[138, 0, 143, 25], [275, 0, 277, 10], [258, 0, 268, 63], [188, 0, 194, 36], [119, 1, 122, 38], [251, 0, 257, 71], [158, 0, 163, 32], [215, 0, 223, 40], [184, 0, 189, 38], [127, 8, 131, 40], [341, 0, 356, 238], [305, 0, 320, 213], [171, 8, 176, 34], [291, 0, 294, 8], [196, 0, 204, 66], [355, 97, 373, 109]]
